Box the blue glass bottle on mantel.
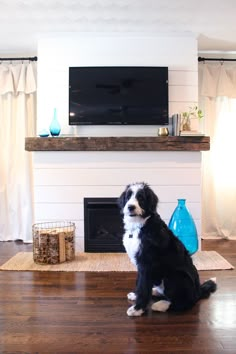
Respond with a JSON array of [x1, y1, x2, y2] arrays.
[[168, 199, 198, 255], [49, 108, 61, 136]]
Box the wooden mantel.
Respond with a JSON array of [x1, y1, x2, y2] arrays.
[[25, 136, 210, 152]]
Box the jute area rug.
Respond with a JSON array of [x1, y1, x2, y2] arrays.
[[0, 251, 234, 272]]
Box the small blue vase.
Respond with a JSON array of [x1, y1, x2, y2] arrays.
[[168, 199, 198, 255], [49, 108, 61, 136]]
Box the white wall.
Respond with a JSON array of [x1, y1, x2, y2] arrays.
[[33, 151, 201, 250], [37, 34, 198, 135], [34, 34, 201, 251]]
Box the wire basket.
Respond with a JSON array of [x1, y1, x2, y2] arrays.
[[33, 221, 75, 264]]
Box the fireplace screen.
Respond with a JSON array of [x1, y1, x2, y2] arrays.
[[84, 197, 125, 252]]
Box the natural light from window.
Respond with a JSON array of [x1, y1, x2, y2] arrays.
[[211, 98, 236, 189]]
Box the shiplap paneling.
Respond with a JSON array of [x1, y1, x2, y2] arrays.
[[168, 70, 198, 86], [34, 168, 201, 186], [33, 149, 202, 250], [34, 202, 201, 222], [33, 151, 201, 168], [169, 85, 198, 103], [37, 35, 198, 135], [34, 185, 201, 204]]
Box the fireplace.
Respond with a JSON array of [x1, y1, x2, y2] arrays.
[[84, 197, 125, 252]]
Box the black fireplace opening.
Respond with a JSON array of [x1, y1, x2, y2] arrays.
[[84, 197, 125, 252]]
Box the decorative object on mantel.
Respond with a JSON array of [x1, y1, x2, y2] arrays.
[[172, 105, 204, 137], [33, 221, 75, 264], [180, 131, 205, 136], [38, 129, 50, 138], [158, 127, 169, 136], [172, 114, 181, 136], [168, 199, 198, 255], [49, 108, 61, 136], [181, 105, 204, 132]]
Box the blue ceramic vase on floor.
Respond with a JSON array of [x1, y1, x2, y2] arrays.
[[168, 199, 198, 255], [49, 108, 61, 136]]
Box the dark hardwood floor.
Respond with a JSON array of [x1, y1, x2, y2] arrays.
[[0, 239, 236, 353]]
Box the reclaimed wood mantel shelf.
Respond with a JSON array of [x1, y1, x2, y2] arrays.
[[25, 136, 210, 152]]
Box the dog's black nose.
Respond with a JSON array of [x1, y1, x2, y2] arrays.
[[128, 205, 136, 212]]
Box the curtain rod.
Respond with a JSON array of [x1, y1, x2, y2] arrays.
[[0, 56, 37, 61], [198, 56, 236, 62]]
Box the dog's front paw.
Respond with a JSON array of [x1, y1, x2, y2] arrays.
[[151, 300, 171, 312], [127, 305, 144, 317], [127, 292, 137, 301]]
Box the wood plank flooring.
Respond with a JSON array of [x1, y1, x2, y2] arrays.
[[0, 239, 236, 353]]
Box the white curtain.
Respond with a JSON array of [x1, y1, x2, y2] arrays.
[[199, 62, 236, 239], [0, 62, 36, 242]]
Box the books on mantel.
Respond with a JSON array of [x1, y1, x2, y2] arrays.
[[180, 130, 205, 136], [171, 114, 205, 136], [172, 114, 181, 136]]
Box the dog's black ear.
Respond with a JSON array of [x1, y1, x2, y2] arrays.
[[117, 191, 126, 212], [144, 184, 158, 214]]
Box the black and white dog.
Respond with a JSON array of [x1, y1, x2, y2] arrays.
[[118, 182, 217, 317]]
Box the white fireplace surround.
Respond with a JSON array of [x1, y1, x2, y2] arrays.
[[33, 150, 202, 250], [32, 34, 202, 250]]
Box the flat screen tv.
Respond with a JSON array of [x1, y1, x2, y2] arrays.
[[69, 66, 169, 125]]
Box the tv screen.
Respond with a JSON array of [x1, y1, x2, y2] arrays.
[[69, 66, 169, 125]]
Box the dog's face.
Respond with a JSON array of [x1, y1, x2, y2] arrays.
[[118, 182, 158, 224]]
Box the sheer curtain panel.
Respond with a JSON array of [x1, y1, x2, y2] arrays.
[[0, 62, 36, 242], [199, 62, 236, 239]]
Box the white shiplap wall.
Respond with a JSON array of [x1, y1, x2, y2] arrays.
[[37, 34, 198, 135], [34, 34, 201, 250], [33, 150, 201, 250]]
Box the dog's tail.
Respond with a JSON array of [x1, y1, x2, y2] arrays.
[[199, 277, 217, 299]]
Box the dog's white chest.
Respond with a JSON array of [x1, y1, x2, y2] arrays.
[[123, 229, 141, 266]]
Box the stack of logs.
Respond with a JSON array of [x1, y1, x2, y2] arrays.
[[33, 222, 75, 264]]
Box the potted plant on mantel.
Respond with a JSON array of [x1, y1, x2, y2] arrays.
[[181, 105, 204, 132]]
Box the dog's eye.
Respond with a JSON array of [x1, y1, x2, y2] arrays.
[[137, 191, 145, 203], [126, 190, 132, 200], [138, 195, 145, 203]]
